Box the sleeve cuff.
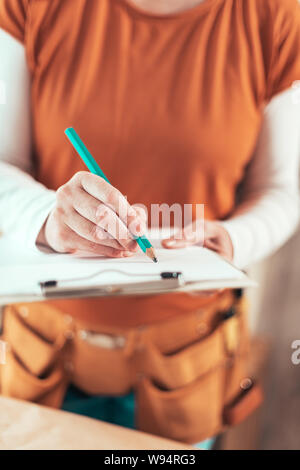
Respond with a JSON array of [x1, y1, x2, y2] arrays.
[[219, 219, 253, 270], [11, 191, 56, 252]]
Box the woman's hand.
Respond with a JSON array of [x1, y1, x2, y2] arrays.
[[162, 220, 233, 261], [162, 220, 234, 296], [37, 171, 147, 257]]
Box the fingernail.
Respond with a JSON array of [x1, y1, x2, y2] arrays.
[[166, 239, 177, 247], [137, 220, 147, 235], [122, 251, 134, 257], [135, 223, 141, 233], [128, 218, 147, 237]]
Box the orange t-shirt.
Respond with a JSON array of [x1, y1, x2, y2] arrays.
[[1, 0, 300, 327]]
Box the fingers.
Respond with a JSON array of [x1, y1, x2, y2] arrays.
[[47, 173, 148, 257], [71, 186, 103, 225], [63, 208, 127, 250], [50, 172, 151, 258], [70, 188, 137, 250], [162, 238, 191, 249], [71, 240, 134, 258], [47, 221, 133, 258], [162, 220, 233, 263], [95, 204, 138, 249], [76, 172, 147, 235], [162, 221, 204, 249], [133, 205, 148, 222]]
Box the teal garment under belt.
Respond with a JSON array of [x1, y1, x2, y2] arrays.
[[62, 385, 135, 430], [61, 385, 215, 450]]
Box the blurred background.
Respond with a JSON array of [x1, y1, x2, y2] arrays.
[[220, 227, 300, 450]]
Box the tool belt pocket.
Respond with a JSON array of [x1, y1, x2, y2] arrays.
[[71, 326, 134, 396], [1, 304, 68, 407], [135, 325, 224, 390], [136, 319, 226, 443], [137, 367, 224, 443], [136, 299, 263, 443]]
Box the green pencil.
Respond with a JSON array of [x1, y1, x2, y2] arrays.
[[64, 127, 158, 263]]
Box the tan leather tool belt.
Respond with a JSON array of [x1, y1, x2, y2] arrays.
[[0, 290, 263, 443]]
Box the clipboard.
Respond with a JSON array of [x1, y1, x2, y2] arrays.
[[0, 268, 255, 305], [0, 235, 256, 305]]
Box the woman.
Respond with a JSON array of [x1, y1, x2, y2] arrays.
[[0, 0, 300, 449]]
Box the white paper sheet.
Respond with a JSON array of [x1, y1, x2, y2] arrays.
[[0, 233, 251, 300]]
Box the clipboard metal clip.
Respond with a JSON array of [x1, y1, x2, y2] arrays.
[[39, 270, 184, 299]]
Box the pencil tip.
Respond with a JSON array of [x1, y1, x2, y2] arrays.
[[145, 247, 158, 263]]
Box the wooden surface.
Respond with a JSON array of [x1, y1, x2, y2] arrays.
[[0, 396, 194, 450]]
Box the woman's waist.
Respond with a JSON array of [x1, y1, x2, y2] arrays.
[[44, 290, 235, 330]]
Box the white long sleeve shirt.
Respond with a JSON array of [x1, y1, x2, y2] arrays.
[[0, 28, 300, 269]]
